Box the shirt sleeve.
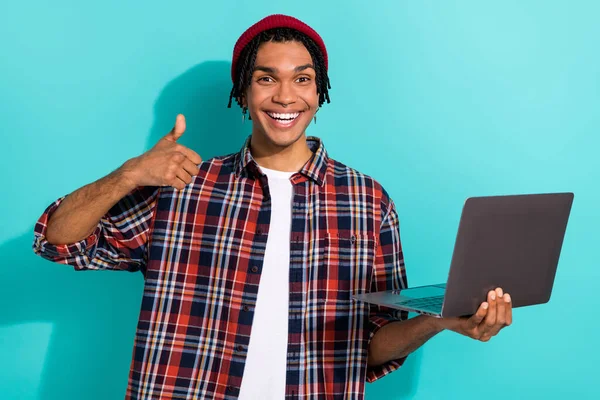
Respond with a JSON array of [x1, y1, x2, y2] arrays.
[[366, 197, 409, 383], [32, 186, 160, 272]]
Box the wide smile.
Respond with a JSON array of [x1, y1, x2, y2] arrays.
[[264, 111, 303, 129]]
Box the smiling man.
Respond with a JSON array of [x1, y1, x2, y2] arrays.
[[33, 14, 512, 400]]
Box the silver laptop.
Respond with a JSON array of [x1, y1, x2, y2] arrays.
[[352, 193, 574, 318]]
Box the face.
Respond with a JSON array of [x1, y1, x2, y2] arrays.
[[243, 40, 320, 150]]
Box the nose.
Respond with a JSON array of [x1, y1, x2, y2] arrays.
[[272, 81, 296, 106]]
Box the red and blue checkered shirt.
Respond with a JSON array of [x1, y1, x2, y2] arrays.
[[33, 136, 408, 399]]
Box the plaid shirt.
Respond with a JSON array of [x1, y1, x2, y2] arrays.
[[33, 136, 408, 399]]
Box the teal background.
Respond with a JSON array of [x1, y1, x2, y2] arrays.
[[1, 0, 598, 398]]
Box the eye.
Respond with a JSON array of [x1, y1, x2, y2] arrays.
[[296, 76, 311, 83], [257, 76, 275, 83]]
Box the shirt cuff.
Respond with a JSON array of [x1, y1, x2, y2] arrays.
[[366, 314, 408, 383], [33, 196, 101, 264]]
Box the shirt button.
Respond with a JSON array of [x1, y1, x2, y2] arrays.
[[237, 345, 244, 352], [227, 386, 235, 392], [242, 305, 250, 312], [251, 266, 259, 273]]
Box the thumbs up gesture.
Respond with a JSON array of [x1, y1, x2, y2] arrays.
[[121, 114, 203, 190]]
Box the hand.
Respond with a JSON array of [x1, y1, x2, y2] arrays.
[[442, 287, 513, 342], [121, 114, 202, 190]]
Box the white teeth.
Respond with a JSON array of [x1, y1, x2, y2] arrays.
[[267, 112, 300, 120]]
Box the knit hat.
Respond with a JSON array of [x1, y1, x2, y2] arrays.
[[231, 14, 328, 82]]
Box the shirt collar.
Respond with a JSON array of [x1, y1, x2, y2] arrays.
[[234, 135, 329, 186]]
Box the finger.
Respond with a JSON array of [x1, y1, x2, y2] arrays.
[[479, 334, 492, 342], [480, 290, 497, 335], [171, 176, 188, 190], [491, 288, 506, 336], [176, 167, 193, 185], [165, 114, 186, 142], [181, 158, 200, 177], [495, 288, 506, 324], [505, 293, 513, 326], [177, 145, 202, 165], [468, 302, 488, 329]]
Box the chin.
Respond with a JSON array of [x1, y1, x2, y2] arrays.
[[256, 123, 310, 148], [265, 130, 304, 147]]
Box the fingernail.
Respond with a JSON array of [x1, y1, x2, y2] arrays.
[[490, 292, 496, 300], [496, 288, 503, 297], [482, 302, 489, 309], [505, 294, 511, 303]]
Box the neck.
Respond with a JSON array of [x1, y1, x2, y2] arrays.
[[250, 133, 314, 172]]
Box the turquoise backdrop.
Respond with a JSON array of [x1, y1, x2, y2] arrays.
[[1, 1, 598, 399]]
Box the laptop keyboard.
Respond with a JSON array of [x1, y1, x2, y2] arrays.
[[396, 295, 444, 309]]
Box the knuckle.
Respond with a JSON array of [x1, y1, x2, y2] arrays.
[[471, 330, 482, 340], [171, 152, 185, 162], [167, 164, 178, 174]]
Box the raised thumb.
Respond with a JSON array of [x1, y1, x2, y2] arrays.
[[165, 114, 186, 142]]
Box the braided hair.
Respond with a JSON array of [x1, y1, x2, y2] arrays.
[[227, 27, 331, 109]]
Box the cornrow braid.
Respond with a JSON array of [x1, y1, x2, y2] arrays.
[[227, 27, 331, 109]]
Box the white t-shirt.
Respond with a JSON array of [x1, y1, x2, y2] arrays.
[[238, 165, 294, 400]]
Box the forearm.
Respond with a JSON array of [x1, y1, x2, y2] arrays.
[[45, 165, 137, 245], [367, 315, 445, 367]]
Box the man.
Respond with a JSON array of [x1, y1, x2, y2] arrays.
[[33, 14, 512, 400]]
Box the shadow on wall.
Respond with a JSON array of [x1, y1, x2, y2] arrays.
[[0, 60, 420, 400], [145, 60, 251, 159]]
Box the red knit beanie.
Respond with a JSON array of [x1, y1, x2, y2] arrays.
[[231, 14, 328, 82]]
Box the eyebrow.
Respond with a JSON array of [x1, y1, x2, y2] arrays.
[[253, 64, 315, 74]]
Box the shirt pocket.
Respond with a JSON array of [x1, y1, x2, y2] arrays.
[[309, 232, 377, 303]]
